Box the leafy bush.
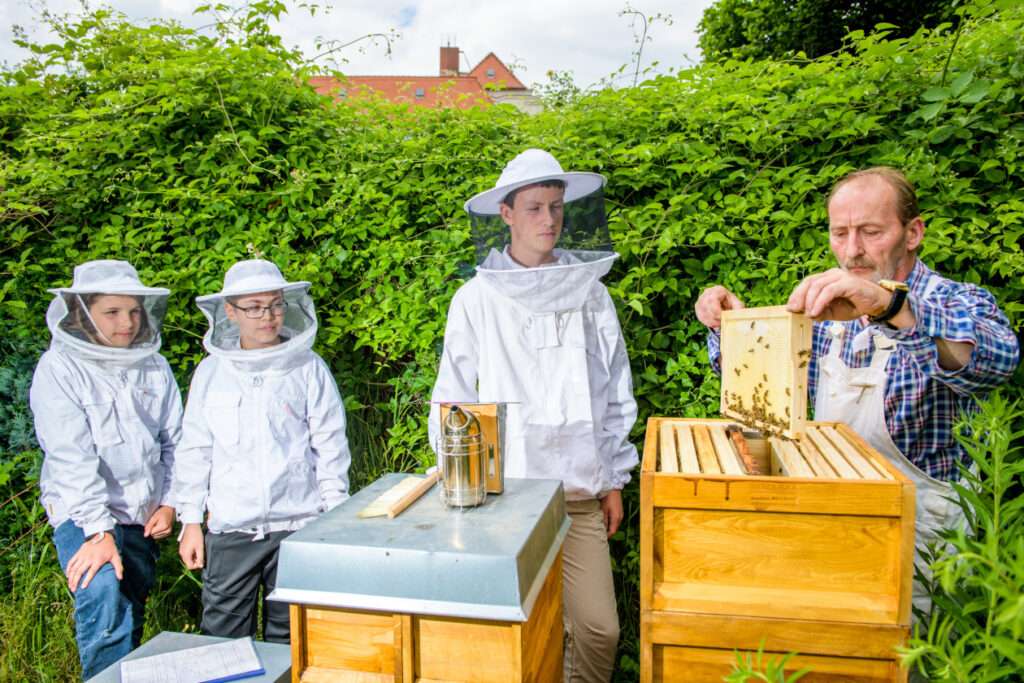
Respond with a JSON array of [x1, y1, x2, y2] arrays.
[[1, 0, 1021, 680]]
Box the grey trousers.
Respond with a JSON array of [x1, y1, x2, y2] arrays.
[[201, 530, 292, 644], [563, 499, 620, 683]]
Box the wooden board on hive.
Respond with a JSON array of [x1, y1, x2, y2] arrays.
[[719, 306, 812, 440]]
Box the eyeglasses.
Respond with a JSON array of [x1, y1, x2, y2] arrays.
[[229, 301, 288, 319]]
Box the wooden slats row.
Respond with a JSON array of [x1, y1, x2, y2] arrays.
[[659, 422, 679, 473], [822, 424, 893, 480], [805, 427, 860, 479], [653, 420, 908, 482], [796, 433, 839, 478], [676, 424, 702, 474], [691, 425, 722, 475], [709, 425, 745, 475], [769, 437, 815, 478], [820, 424, 884, 480]]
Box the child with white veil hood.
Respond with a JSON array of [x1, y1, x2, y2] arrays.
[[430, 149, 639, 682], [174, 259, 351, 644], [30, 260, 182, 680]]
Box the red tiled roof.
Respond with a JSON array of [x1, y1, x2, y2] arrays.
[[310, 75, 492, 110], [309, 51, 528, 110]]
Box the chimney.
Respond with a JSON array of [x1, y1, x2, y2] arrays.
[[440, 46, 459, 77]]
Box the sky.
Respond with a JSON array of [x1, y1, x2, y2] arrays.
[[0, 0, 716, 89]]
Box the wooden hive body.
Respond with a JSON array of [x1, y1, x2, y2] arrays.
[[640, 417, 915, 682], [289, 552, 562, 682]]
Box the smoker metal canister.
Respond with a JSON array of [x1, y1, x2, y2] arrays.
[[438, 405, 487, 507]]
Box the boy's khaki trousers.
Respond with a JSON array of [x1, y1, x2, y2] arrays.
[[563, 499, 620, 683]]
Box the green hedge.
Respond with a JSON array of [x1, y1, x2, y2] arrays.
[[1, 1, 1021, 679]]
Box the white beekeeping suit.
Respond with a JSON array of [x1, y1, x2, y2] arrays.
[[31, 260, 182, 537], [430, 151, 638, 501], [173, 260, 350, 537], [431, 149, 638, 682]]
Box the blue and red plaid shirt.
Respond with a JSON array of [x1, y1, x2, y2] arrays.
[[708, 258, 1020, 482]]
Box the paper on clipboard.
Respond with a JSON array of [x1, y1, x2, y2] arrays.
[[119, 636, 265, 683]]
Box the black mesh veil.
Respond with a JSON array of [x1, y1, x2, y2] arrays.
[[467, 187, 612, 266]]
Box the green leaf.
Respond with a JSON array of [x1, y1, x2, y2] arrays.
[[959, 81, 991, 104], [921, 86, 951, 102], [929, 125, 956, 144], [915, 102, 945, 122], [949, 71, 974, 97]]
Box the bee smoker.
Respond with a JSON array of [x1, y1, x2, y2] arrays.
[[438, 405, 487, 507]]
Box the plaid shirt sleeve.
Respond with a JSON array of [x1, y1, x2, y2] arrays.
[[883, 279, 1019, 395], [706, 328, 722, 375]]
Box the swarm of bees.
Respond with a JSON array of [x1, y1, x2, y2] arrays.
[[726, 385, 791, 442]]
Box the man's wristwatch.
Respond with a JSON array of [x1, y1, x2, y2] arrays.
[[868, 280, 909, 328]]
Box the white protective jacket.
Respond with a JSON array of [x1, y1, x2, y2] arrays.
[[430, 248, 638, 501], [32, 351, 183, 537], [173, 348, 351, 535]]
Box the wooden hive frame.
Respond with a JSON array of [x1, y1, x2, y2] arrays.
[[719, 306, 812, 440]]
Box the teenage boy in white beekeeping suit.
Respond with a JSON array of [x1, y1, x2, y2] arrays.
[[430, 149, 638, 682], [174, 260, 351, 643]]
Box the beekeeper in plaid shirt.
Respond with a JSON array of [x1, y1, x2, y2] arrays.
[[696, 167, 1019, 613]]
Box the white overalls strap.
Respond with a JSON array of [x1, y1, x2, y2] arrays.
[[813, 269, 963, 618]]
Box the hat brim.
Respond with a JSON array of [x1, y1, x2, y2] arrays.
[[464, 171, 606, 215], [195, 280, 310, 304], [47, 284, 170, 297]]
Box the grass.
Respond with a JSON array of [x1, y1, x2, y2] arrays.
[[0, 526, 78, 682]]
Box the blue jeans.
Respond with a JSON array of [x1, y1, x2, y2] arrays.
[[52, 520, 159, 680]]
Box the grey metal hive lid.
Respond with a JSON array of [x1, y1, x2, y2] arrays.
[[268, 475, 570, 622]]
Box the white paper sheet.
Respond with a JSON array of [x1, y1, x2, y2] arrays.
[[119, 636, 264, 683]]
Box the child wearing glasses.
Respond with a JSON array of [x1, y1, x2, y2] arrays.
[[173, 260, 351, 643]]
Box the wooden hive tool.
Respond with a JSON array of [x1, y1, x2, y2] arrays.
[[357, 466, 439, 519], [725, 424, 762, 475]]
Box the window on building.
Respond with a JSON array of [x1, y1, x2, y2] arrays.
[[415, 88, 425, 99], [338, 88, 347, 99], [486, 69, 495, 78]]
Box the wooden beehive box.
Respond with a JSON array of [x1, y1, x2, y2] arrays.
[[720, 306, 813, 440], [289, 552, 562, 682], [273, 476, 569, 683], [640, 417, 915, 682]]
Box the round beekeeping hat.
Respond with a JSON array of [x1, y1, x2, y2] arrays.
[[463, 148, 606, 216], [196, 259, 309, 301], [45, 259, 169, 365], [47, 259, 170, 297], [195, 260, 317, 372], [464, 149, 611, 265]]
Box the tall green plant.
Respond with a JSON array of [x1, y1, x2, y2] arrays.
[[901, 393, 1024, 680]]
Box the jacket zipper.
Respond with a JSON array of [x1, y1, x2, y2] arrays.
[[253, 375, 268, 530], [117, 368, 143, 518]]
